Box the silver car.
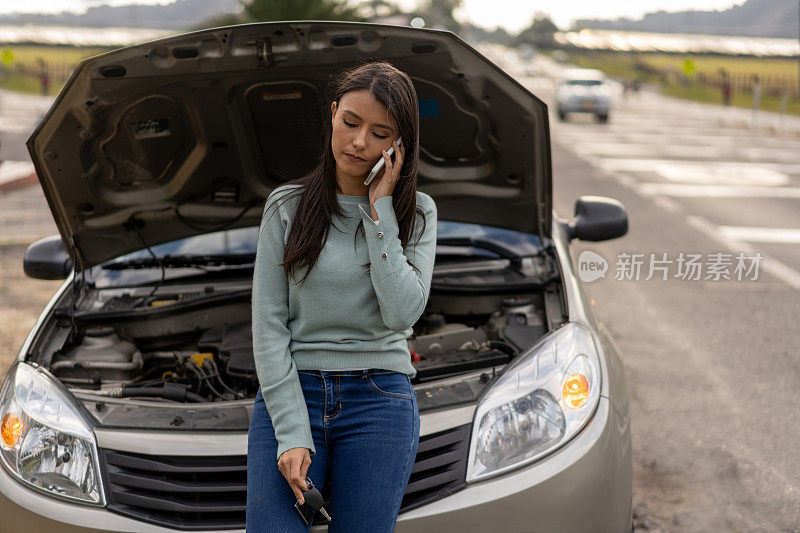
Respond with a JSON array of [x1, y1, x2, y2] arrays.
[[1, 22, 632, 532], [556, 68, 611, 123]]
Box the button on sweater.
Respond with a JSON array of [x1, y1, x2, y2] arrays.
[[251, 183, 438, 460]]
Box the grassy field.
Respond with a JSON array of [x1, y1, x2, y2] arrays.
[[642, 53, 799, 78], [1, 45, 109, 65], [565, 51, 657, 82], [563, 51, 799, 81], [0, 45, 111, 95], [561, 50, 800, 115], [3, 44, 800, 115], [662, 84, 800, 115]]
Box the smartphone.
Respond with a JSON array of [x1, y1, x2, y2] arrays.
[[363, 137, 402, 186], [294, 500, 315, 525]]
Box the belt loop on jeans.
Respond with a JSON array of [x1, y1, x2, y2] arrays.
[[360, 369, 369, 379]]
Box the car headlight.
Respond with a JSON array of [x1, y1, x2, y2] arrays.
[[466, 322, 601, 482], [0, 362, 105, 505]]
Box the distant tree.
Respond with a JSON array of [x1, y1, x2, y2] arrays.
[[360, 0, 402, 19], [192, 12, 246, 30], [419, 0, 461, 33], [515, 12, 559, 48], [241, 0, 366, 22], [464, 23, 513, 45], [193, 0, 370, 30]]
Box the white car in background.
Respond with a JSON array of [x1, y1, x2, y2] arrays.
[[556, 68, 611, 123]]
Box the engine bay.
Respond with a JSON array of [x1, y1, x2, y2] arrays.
[[30, 277, 565, 423]]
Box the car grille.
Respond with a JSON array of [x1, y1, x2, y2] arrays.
[[99, 423, 471, 530]]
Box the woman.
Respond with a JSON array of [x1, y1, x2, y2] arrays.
[[247, 61, 437, 532]]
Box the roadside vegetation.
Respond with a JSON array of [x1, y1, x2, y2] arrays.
[[0, 45, 110, 96], [2, 43, 799, 117]]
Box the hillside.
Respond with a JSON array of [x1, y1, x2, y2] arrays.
[[573, 0, 798, 39], [0, 0, 240, 30]]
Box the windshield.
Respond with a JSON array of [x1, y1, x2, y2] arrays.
[[87, 221, 542, 288], [565, 79, 603, 86]]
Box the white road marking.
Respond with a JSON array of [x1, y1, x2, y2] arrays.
[[685, 215, 800, 290], [594, 158, 800, 177], [650, 196, 681, 213], [603, 115, 732, 125], [551, 130, 800, 149], [655, 163, 788, 186], [0, 160, 35, 185], [553, 124, 784, 138], [570, 142, 800, 163], [718, 226, 800, 244], [637, 183, 800, 198], [0, 120, 37, 134], [0, 102, 43, 134]]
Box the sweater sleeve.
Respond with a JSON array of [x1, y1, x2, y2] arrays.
[[358, 193, 438, 331], [252, 190, 316, 461]]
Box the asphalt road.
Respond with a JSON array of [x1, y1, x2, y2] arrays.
[[1, 53, 799, 531], [0, 89, 58, 243], [516, 62, 800, 530]]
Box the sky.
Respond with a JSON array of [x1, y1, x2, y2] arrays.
[[0, 0, 745, 33]]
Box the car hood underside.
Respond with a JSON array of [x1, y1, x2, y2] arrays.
[[27, 21, 552, 270]]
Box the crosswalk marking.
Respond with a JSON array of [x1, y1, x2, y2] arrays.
[[718, 226, 800, 244], [591, 158, 800, 177], [0, 161, 35, 186], [0, 119, 37, 134], [555, 123, 786, 137], [551, 130, 800, 149], [637, 183, 800, 198], [570, 142, 800, 163], [654, 163, 788, 186], [685, 216, 800, 291]]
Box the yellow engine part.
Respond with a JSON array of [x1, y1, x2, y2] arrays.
[[191, 353, 214, 367]]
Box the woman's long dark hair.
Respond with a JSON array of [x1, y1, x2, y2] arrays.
[[268, 61, 427, 286]]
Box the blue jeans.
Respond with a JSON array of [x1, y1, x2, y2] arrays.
[[246, 369, 420, 532]]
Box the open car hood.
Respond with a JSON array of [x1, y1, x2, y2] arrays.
[[27, 21, 552, 271]]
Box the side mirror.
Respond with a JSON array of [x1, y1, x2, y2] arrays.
[[563, 196, 628, 242], [23, 235, 72, 280]]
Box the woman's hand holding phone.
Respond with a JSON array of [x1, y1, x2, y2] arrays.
[[277, 447, 312, 505], [366, 137, 404, 220]]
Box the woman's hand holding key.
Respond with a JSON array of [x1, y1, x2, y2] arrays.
[[277, 447, 312, 504]]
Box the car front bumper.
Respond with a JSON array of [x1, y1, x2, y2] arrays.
[[558, 99, 610, 115], [392, 396, 631, 533], [0, 395, 631, 533]]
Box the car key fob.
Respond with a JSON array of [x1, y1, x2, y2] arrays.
[[293, 477, 331, 525], [294, 499, 316, 525]]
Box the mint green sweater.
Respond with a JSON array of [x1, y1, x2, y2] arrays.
[[251, 184, 437, 460]]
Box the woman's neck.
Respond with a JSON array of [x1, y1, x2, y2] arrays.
[[335, 172, 369, 196]]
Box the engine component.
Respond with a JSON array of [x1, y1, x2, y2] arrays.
[[498, 323, 548, 353], [412, 349, 511, 382], [500, 296, 545, 326], [486, 296, 547, 340], [197, 322, 257, 382], [51, 327, 142, 382], [408, 325, 487, 355], [495, 297, 548, 353], [85, 382, 208, 402], [422, 313, 446, 332]]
